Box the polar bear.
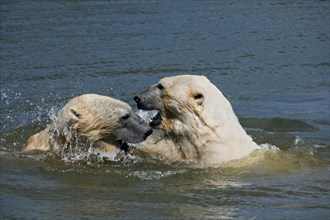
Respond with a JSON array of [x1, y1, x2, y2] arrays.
[[134, 75, 259, 164], [22, 94, 153, 154]]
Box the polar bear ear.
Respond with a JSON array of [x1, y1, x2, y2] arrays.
[[193, 93, 204, 106]]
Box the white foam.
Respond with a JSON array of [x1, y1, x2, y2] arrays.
[[294, 135, 304, 146], [129, 169, 187, 180], [259, 143, 280, 151], [136, 109, 159, 122]]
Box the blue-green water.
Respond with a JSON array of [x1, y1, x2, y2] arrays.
[[1, 1, 329, 219]]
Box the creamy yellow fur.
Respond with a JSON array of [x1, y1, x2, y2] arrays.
[[22, 94, 133, 153]]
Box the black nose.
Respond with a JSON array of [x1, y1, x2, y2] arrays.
[[144, 128, 153, 139], [134, 96, 141, 103]]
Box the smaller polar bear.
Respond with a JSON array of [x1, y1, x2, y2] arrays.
[[22, 94, 153, 154], [134, 75, 259, 164]]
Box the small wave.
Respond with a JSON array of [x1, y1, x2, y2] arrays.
[[128, 169, 188, 180]]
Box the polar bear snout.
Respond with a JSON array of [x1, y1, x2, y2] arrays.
[[134, 94, 155, 110], [144, 127, 153, 138], [134, 95, 141, 105], [134, 95, 147, 110], [118, 113, 153, 143], [134, 84, 164, 112]]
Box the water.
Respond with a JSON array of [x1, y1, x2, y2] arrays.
[[1, 0, 329, 219]]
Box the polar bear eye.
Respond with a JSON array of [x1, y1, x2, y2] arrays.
[[71, 109, 81, 118], [194, 93, 203, 99], [193, 93, 204, 106], [157, 84, 164, 90], [121, 114, 130, 120]]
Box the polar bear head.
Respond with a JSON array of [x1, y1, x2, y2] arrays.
[[134, 75, 234, 132], [62, 94, 152, 144], [22, 94, 153, 153]]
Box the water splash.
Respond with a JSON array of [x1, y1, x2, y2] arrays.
[[136, 109, 159, 121], [129, 169, 188, 180], [47, 106, 61, 122]]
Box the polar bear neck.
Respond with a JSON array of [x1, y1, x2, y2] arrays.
[[161, 106, 258, 163], [162, 111, 219, 160]]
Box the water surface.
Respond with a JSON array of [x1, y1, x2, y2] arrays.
[[1, 1, 329, 219]]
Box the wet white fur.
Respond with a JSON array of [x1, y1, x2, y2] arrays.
[[140, 75, 259, 164]]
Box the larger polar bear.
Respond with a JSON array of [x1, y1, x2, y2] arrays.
[[134, 75, 259, 164], [22, 94, 153, 154]]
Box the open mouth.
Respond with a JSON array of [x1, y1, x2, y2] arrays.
[[149, 111, 161, 128]]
